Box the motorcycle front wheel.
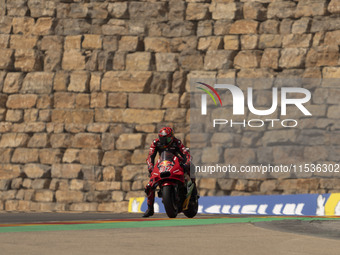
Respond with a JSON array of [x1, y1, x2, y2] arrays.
[[162, 185, 178, 218]]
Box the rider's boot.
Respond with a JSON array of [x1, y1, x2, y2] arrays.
[[143, 204, 154, 217], [143, 183, 155, 217]]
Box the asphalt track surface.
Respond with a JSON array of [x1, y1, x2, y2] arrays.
[[0, 213, 340, 255]]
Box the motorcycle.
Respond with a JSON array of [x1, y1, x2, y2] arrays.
[[150, 151, 199, 218]]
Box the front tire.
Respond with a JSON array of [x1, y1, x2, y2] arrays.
[[162, 185, 178, 218]]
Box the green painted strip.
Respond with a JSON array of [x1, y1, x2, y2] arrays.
[[0, 217, 339, 233]]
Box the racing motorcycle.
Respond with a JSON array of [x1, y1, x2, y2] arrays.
[[150, 151, 199, 218]]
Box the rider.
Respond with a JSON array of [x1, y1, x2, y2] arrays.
[[143, 127, 194, 217]]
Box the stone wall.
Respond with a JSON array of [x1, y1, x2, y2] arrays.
[[0, 0, 340, 212]]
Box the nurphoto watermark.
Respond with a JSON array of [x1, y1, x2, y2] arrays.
[[190, 78, 340, 179]]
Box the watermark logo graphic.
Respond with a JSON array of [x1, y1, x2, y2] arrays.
[[196, 82, 312, 128], [199, 83, 312, 117], [196, 82, 222, 115]]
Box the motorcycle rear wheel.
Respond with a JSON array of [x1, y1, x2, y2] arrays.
[[162, 185, 178, 218], [183, 185, 198, 218]]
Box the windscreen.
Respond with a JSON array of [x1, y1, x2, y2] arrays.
[[160, 151, 175, 162]]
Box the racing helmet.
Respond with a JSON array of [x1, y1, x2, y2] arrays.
[[158, 127, 174, 146]]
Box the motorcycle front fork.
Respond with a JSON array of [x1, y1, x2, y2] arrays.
[[157, 185, 179, 198], [158, 185, 181, 206]]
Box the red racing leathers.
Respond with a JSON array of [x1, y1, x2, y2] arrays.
[[145, 137, 192, 206]]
